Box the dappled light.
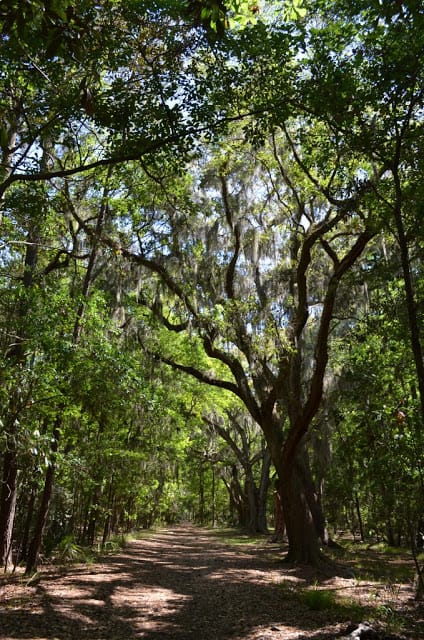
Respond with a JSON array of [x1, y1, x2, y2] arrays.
[[1, 1, 424, 638], [1, 526, 422, 639]]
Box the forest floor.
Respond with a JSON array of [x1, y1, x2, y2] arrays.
[[1, 525, 424, 640]]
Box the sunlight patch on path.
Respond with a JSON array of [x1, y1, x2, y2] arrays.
[[111, 585, 192, 636]]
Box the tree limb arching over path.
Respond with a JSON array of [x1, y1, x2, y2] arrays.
[[0, 526, 419, 640]]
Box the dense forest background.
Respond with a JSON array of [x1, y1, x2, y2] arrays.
[[1, 0, 424, 577]]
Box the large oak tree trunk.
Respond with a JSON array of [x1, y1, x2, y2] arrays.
[[297, 448, 329, 545], [280, 457, 322, 564], [263, 422, 322, 562], [263, 419, 323, 563]]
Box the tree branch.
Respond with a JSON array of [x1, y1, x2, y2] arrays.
[[158, 354, 241, 396], [284, 228, 374, 465]]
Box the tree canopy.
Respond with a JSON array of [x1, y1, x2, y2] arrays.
[[1, 0, 424, 577]]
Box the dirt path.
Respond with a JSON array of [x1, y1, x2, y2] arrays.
[[0, 526, 421, 640]]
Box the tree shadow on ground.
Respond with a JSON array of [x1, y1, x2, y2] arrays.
[[0, 526, 420, 640]]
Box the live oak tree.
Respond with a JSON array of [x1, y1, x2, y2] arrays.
[[103, 123, 379, 563], [2, 0, 424, 572], [300, 0, 424, 567], [253, 0, 424, 562]]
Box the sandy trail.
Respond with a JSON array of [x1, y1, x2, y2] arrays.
[[0, 526, 418, 639]]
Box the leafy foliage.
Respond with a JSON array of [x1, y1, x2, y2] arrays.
[[1, 0, 424, 578]]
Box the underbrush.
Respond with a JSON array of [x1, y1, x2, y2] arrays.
[[54, 536, 92, 564], [51, 532, 135, 566], [214, 529, 419, 636], [279, 581, 410, 636], [328, 539, 416, 583], [301, 587, 367, 622]]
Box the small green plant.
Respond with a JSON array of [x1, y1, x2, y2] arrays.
[[100, 533, 132, 553], [297, 585, 367, 621], [279, 579, 293, 592], [55, 536, 86, 563], [301, 587, 336, 611], [102, 539, 120, 552], [372, 604, 408, 636]]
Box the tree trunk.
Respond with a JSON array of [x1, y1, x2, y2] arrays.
[[102, 513, 112, 548], [0, 449, 18, 571], [86, 490, 102, 547], [25, 467, 55, 574], [355, 492, 365, 542], [297, 448, 329, 545], [199, 463, 205, 524], [271, 481, 286, 542], [392, 164, 424, 423], [227, 466, 243, 526], [25, 423, 60, 574], [227, 466, 248, 527], [19, 486, 37, 563], [257, 446, 271, 534], [263, 419, 323, 562], [0, 103, 19, 224], [211, 464, 216, 527], [245, 473, 258, 534], [101, 480, 114, 547], [280, 457, 322, 564]]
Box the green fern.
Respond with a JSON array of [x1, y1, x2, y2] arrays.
[[56, 536, 86, 563]]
